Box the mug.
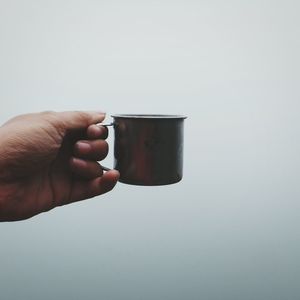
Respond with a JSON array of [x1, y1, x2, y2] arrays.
[[102, 114, 186, 186]]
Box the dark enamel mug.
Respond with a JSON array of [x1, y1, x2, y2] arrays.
[[103, 114, 186, 186]]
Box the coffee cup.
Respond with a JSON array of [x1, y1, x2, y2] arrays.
[[102, 114, 186, 186]]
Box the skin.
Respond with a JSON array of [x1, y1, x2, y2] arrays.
[[0, 111, 120, 222]]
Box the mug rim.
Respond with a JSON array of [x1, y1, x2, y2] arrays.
[[111, 114, 187, 119]]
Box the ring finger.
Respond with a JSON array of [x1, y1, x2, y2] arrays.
[[73, 139, 108, 161], [70, 157, 104, 179]]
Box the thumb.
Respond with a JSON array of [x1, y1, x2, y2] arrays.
[[57, 111, 106, 131]]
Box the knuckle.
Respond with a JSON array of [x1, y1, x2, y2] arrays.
[[77, 111, 90, 123]]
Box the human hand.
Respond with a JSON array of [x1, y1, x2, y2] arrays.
[[0, 111, 119, 221]]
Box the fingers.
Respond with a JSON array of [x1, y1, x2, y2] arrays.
[[70, 157, 103, 179], [74, 139, 108, 161], [70, 122, 110, 180], [58, 111, 106, 131], [87, 124, 108, 139], [66, 126, 119, 206], [67, 169, 120, 204], [70, 139, 108, 179]]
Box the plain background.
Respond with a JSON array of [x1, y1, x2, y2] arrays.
[[0, 0, 300, 299]]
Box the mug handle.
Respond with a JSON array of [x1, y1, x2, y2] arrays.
[[97, 122, 114, 171]]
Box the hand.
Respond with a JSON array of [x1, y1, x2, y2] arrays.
[[0, 111, 119, 221]]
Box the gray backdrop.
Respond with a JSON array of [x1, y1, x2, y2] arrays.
[[0, 0, 300, 299]]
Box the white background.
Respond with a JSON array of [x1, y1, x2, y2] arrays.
[[0, 0, 300, 299]]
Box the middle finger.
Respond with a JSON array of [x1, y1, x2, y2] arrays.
[[74, 139, 108, 161]]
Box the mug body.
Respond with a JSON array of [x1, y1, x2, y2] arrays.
[[112, 114, 186, 185]]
